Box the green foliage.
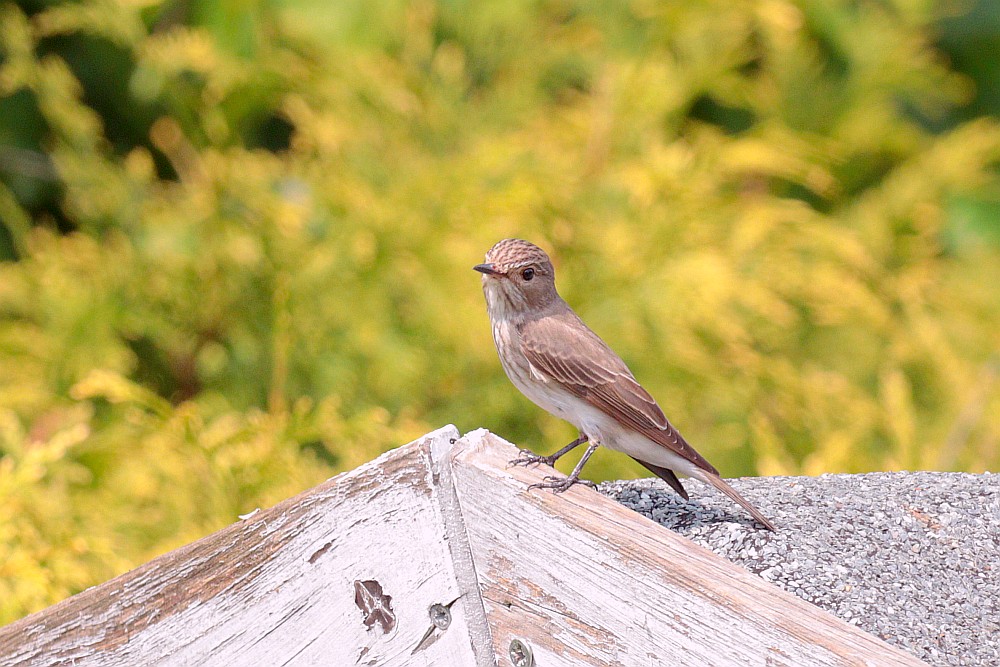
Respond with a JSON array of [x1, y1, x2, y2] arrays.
[[2, 0, 1000, 623]]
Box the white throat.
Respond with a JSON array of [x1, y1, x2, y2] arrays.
[[482, 278, 525, 323]]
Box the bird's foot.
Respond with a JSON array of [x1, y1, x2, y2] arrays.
[[509, 448, 559, 468], [509, 435, 589, 468], [527, 474, 597, 493]]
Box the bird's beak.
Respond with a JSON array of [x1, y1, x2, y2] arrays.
[[473, 263, 501, 276]]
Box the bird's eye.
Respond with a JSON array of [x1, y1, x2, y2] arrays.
[[521, 268, 535, 281]]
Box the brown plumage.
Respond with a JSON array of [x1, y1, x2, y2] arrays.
[[475, 238, 775, 531], [518, 310, 719, 476]]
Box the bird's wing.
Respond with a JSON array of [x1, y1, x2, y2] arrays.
[[519, 312, 718, 476], [631, 457, 689, 499]]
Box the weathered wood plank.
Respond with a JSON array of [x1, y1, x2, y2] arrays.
[[449, 428, 928, 667], [2, 426, 933, 666], [0, 425, 488, 667]]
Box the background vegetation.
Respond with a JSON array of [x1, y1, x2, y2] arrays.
[[1, 0, 999, 623]]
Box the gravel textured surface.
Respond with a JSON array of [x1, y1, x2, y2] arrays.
[[599, 471, 1000, 667]]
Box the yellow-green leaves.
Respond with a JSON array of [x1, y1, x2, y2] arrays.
[[1, 0, 999, 624]]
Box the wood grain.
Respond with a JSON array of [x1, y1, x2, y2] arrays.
[[0, 426, 929, 667], [450, 428, 928, 667], [0, 425, 485, 667]]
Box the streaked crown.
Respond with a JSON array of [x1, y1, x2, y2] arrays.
[[484, 238, 553, 271]]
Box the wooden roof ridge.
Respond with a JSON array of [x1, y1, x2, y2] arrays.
[[0, 425, 928, 666]]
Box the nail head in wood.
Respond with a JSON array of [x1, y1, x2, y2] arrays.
[[508, 638, 533, 667], [428, 603, 451, 630]]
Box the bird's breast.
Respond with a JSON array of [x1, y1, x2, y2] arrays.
[[491, 319, 596, 429]]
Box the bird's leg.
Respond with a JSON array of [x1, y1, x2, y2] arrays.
[[510, 433, 588, 468], [528, 441, 600, 493]]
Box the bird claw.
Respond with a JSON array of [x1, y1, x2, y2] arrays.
[[527, 474, 597, 494], [509, 448, 558, 468]]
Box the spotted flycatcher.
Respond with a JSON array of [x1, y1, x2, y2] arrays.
[[475, 238, 775, 531]]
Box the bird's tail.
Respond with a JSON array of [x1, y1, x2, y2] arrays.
[[694, 471, 776, 532]]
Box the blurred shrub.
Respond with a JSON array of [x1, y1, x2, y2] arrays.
[[1, 0, 999, 622]]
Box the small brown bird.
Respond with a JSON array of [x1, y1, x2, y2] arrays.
[[475, 238, 775, 531]]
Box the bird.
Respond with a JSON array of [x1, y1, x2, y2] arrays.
[[474, 238, 775, 531]]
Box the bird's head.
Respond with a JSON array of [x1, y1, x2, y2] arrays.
[[474, 239, 560, 320]]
